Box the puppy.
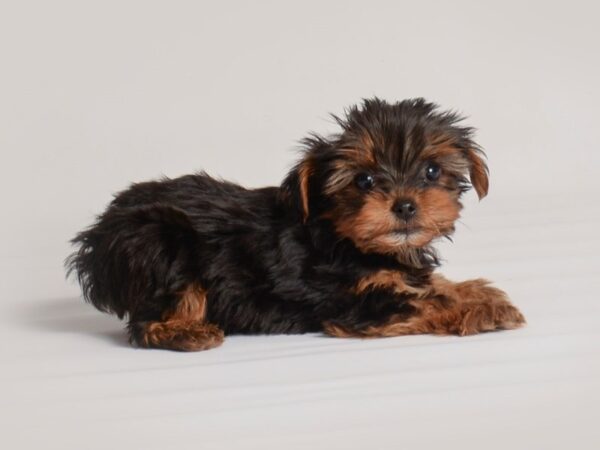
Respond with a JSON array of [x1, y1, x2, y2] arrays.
[[67, 98, 525, 351]]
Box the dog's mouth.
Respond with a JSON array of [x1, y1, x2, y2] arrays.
[[369, 226, 436, 248], [369, 227, 425, 245], [386, 226, 423, 238]]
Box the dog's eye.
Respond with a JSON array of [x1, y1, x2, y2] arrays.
[[355, 173, 375, 191], [425, 163, 441, 182]]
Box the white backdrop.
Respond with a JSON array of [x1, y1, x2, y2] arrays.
[[1, 0, 599, 261], [1, 1, 599, 449]]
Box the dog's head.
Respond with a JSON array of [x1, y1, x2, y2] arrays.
[[281, 98, 488, 259]]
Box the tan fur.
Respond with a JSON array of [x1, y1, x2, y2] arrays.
[[331, 192, 425, 261], [142, 321, 224, 351], [413, 188, 462, 244], [324, 275, 525, 338], [422, 144, 471, 175], [354, 270, 423, 295], [331, 187, 461, 255], [298, 160, 314, 221], [421, 142, 458, 160], [325, 159, 359, 195], [139, 283, 224, 351], [324, 146, 378, 195], [422, 132, 488, 199], [466, 149, 489, 199], [333, 193, 397, 251], [342, 126, 378, 164], [326, 132, 472, 256], [162, 283, 207, 322]]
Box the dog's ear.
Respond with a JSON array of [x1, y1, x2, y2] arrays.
[[297, 160, 313, 220], [280, 158, 314, 222], [466, 147, 489, 199]]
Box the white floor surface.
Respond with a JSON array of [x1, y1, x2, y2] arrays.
[[2, 191, 599, 450]]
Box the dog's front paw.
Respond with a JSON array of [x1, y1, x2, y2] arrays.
[[451, 280, 526, 335], [456, 298, 525, 335], [430, 276, 526, 335]]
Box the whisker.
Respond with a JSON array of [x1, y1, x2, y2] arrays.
[[456, 219, 471, 231]]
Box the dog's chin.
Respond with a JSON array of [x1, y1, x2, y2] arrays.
[[372, 228, 435, 250]]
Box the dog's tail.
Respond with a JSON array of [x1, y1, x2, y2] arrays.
[[65, 204, 197, 319]]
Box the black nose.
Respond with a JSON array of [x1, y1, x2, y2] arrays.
[[393, 200, 417, 221]]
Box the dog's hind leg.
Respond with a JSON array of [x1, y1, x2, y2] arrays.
[[129, 283, 224, 351], [69, 203, 224, 351]]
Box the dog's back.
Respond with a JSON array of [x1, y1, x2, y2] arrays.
[[66, 173, 280, 320]]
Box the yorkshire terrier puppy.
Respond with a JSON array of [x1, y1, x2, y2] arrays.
[[67, 98, 525, 351]]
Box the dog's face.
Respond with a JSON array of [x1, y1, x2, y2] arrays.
[[282, 98, 489, 257]]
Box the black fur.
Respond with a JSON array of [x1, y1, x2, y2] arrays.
[[67, 98, 481, 346]]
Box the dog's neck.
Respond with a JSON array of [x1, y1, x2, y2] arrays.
[[395, 245, 439, 270], [306, 217, 438, 273]]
